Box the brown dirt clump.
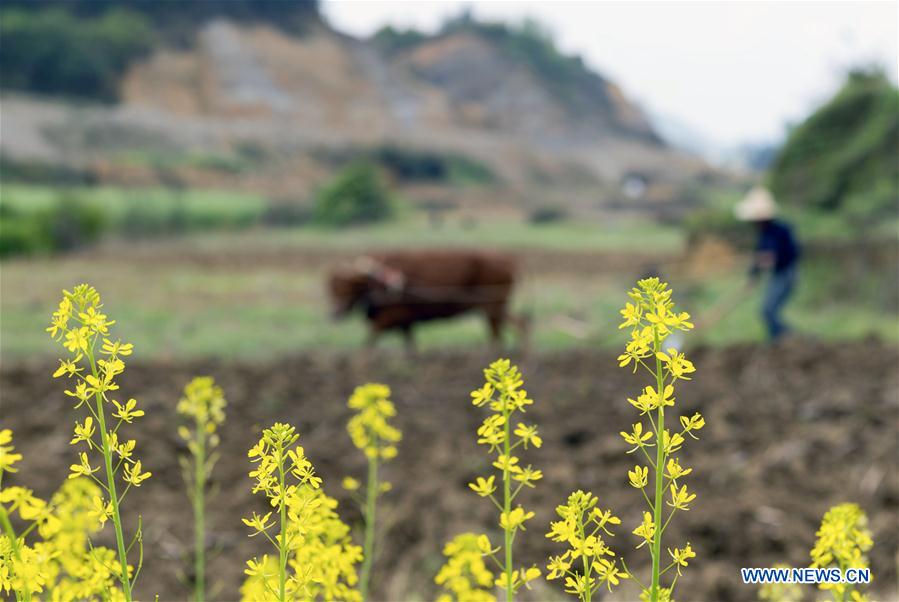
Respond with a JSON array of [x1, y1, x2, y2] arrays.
[[2, 341, 897, 601]]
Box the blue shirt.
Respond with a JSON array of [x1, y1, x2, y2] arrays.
[[756, 220, 800, 272]]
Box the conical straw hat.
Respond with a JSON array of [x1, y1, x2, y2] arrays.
[[734, 186, 777, 221]]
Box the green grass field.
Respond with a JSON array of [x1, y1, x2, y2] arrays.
[[0, 183, 685, 252], [0, 183, 267, 224], [1, 233, 894, 360], [192, 217, 685, 252], [1, 184, 894, 360]]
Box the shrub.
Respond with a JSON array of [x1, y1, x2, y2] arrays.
[[0, 197, 107, 258], [313, 163, 396, 227], [371, 25, 428, 55], [38, 196, 108, 252], [528, 204, 569, 225], [445, 155, 495, 186], [0, 157, 96, 186], [0, 206, 52, 257], [374, 146, 447, 181], [260, 201, 313, 227]]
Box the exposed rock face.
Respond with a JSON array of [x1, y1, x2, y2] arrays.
[[2, 20, 712, 207], [121, 24, 660, 147]]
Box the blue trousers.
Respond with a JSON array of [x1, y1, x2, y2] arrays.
[[762, 266, 796, 340]]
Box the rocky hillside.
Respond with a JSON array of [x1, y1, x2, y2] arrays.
[[1, 9, 713, 212]]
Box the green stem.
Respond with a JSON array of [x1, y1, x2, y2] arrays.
[[836, 560, 849, 602], [502, 402, 513, 602], [580, 513, 592, 602], [277, 450, 288, 602], [87, 347, 133, 601], [0, 505, 31, 602], [650, 327, 665, 602], [359, 455, 378, 601], [193, 425, 206, 602]]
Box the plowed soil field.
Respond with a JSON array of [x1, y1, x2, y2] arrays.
[[2, 341, 897, 601]]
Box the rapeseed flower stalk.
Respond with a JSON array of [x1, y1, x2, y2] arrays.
[[242, 422, 362, 601], [1, 429, 123, 600], [177, 376, 227, 602], [545, 490, 628, 601], [435, 533, 496, 602], [469, 359, 542, 601], [757, 564, 803, 602], [344, 383, 401, 601], [616, 278, 703, 602], [810, 503, 872, 602], [0, 428, 41, 601], [47, 284, 151, 601]]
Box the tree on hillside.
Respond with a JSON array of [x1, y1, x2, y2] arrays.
[[313, 163, 396, 227], [769, 69, 898, 224], [0, 0, 320, 100], [0, 0, 319, 28], [0, 8, 154, 100]]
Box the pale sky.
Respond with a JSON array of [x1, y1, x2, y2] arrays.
[[323, 1, 898, 147]]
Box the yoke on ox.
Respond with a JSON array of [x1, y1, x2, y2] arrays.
[[328, 250, 526, 351]]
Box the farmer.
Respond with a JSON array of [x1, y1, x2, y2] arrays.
[[735, 187, 800, 341]]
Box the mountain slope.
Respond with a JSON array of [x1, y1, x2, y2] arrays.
[[1, 13, 713, 210]]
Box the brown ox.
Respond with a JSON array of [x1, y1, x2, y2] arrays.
[[328, 250, 526, 350]]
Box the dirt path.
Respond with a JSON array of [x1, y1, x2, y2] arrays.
[[2, 341, 897, 601]]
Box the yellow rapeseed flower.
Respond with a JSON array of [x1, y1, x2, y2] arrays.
[[122, 460, 151, 487], [628, 465, 649, 489], [667, 543, 695, 575], [68, 452, 99, 480], [499, 507, 535, 531], [469, 476, 496, 497], [49, 283, 148, 600], [0, 429, 23, 474], [810, 503, 873, 601], [633, 512, 655, 548], [466, 359, 541, 599], [346, 384, 401, 460], [434, 533, 496, 602], [545, 490, 627, 601], [667, 484, 696, 511]]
